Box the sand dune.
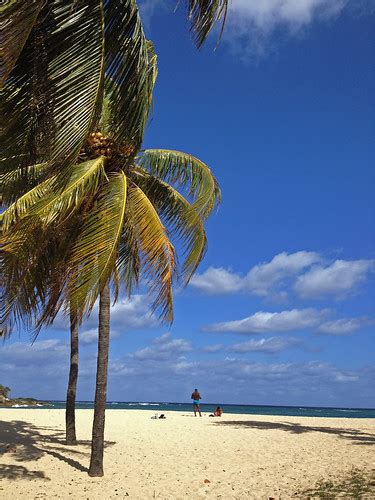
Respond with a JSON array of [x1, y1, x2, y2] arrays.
[[0, 409, 374, 499]]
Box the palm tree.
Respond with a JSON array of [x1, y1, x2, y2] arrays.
[[2, 0, 224, 477], [2, 116, 220, 479], [2, 0, 228, 85]]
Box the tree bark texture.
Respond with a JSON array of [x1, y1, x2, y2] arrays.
[[88, 282, 110, 477], [65, 307, 79, 445]]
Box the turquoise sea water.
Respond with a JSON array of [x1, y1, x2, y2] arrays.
[[8, 401, 375, 418]]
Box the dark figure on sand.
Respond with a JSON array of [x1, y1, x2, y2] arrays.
[[209, 406, 223, 417], [191, 389, 202, 416], [214, 406, 223, 416]]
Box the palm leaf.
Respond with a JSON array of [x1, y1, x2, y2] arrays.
[[2, 0, 105, 171], [1, 219, 76, 337], [1, 221, 56, 336], [0, 0, 45, 85], [1, 162, 48, 205], [186, 0, 229, 47], [104, 1, 156, 150], [126, 183, 176, 322], [67, 172, 127, 313], [29, 157, 107, 226], [137, 149, 221, 218], [1, 176, 55, 232], [116, 218, 141, 298], [46, 0, 105, 166], [131, 169, 207, 283]]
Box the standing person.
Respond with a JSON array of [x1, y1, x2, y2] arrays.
[[191, 388, 202, 417]]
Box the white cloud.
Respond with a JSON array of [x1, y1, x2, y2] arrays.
[[51, 294, 157, 337], [0, 340, 68, 367], [229, 0, 349, 29], [190, 267, 243, 294], [204, 308, 329, 333], [191, 253, 374, 301], [80, 328, 122, 345], [202, 343, 225, 353], [244, 251, 321, 296], [317, 317, 373, 335], [228, 336, 301, 353], [294, 259, 375, 299], [301, 361, 359, 382], [190, 251, 321, 297], [131, 333, 192, 361], [223, 0, 372, 58]]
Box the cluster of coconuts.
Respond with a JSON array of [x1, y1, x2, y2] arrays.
[[88, 131, 114, 158]]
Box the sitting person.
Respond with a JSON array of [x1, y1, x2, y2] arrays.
[[214, 406, 223, 416], [209, 406, 223, 417]]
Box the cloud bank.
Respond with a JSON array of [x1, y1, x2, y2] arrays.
[[204, 307, 329, 333], [191, 252, 374, 301], [1, 336, 372, 407]]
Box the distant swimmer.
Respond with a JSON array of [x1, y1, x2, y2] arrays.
[[191, 388, 202, 417]]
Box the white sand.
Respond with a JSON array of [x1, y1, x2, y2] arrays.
[[0, 409, 374, 499]]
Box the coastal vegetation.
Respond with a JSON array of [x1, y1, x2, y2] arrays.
[[0, 385, 49, 407], [1, 0, 228, 477]]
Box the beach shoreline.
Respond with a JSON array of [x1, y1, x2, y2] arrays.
[[1, 409, 374, 498]]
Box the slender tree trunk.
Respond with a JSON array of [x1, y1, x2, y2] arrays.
[[88, 282, 110, 477], [65, 307, 79, 445]]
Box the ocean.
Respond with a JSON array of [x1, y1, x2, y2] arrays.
[[8, 401, 375, 418]]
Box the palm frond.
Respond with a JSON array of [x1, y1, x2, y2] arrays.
[[126, 183, 176, 323], [46, 0, 105, 166], [29, 157, 107, 226], [1, 162, 48, 206], [137, 149, 221, 218], [0, 0, 45, 85], [186, 0, 228, 47], [104, 1, 156, 150], [1, 176, 55, 232], [1, 219, 77, 337], [131, 169, 207, 283], [1, 222, 57, 336], [67, 172, 127, 313], [2, 0, 105, 171], [116, 218, 141, 298]]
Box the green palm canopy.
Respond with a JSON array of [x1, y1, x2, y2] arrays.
[[1, 0, 226, 335]]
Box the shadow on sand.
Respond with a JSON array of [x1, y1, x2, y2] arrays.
[[213, 419, 375, 445], [0, 419, 115, 480]]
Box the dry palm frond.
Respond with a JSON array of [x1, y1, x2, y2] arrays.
[[130, 169, 207, 283], [126, 184, 176, 322], [67, 172, 127, 314]]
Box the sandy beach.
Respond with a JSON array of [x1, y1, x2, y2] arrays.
[[0, 409, 374, 499]]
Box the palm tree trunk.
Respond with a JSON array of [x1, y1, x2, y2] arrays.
[[88, 282, 110, 477], [65, 307, 79, 445]]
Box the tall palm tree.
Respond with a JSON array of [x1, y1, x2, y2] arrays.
[[2, 0, 224, 477], [2, 118, 220, 479]]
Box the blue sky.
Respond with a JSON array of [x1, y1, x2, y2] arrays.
[[2, 0, 374, 408]]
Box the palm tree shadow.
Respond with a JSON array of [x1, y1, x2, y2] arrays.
[[213, 420, 375, 445], [0, 420, 116, 479]]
